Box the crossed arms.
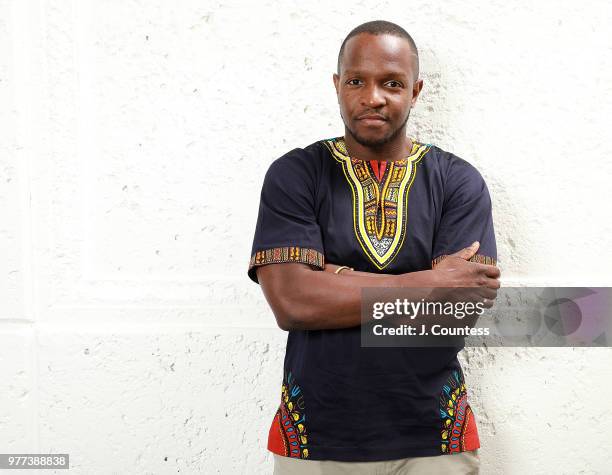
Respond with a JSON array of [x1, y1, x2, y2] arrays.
[[256, 242, 501, 331]]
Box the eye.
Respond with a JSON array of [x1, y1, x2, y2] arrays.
[[386, 80, 403, 88], [346, 78, 363, 86]]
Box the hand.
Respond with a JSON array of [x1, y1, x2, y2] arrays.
[[432, 241, 500, 285], [429, 241, 501, 307]]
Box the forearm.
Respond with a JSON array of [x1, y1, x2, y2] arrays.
[[324, 263, 389, 278], [261, 264, 438, 331]]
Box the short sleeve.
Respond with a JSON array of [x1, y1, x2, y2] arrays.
[[247, 151, 325, 284], [431, 157, 497, 267]]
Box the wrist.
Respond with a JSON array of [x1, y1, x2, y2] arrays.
[[323, 263, 340, 273], [334, 265, 354, 275], [425, 268, 443, 288]]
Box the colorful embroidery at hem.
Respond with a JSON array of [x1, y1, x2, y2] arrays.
[[432, 254, 497, 268], [267, 371, 309, 459], [322, 137, 431, 270], [439, 369, 480, 454], [249, 247, 325, 272]]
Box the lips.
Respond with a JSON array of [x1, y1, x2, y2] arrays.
[[357, 114, 387, 127], [357, 114, 387, 121]]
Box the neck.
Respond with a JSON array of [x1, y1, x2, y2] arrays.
[[343, 129, 413, 162]]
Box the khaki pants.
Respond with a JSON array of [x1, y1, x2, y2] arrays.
[[273, 449, 480, 475]]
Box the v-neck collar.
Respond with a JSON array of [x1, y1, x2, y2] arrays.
[[329, 136, 421, 164]]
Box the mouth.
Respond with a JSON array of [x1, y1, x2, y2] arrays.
[[357, 115, 387, 127]]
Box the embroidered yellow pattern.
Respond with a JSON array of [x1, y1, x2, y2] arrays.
[[249, 247, 325, 271], [323, 137, 431, 269], [432, 254, 497, 267]]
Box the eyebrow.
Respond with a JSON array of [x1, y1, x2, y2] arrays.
[[342, 69, 410, 79]]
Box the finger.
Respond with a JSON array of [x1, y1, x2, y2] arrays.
[[472, 272, 501, 289], [481, 298, 495, 309], [452, 287, 492, 304], [468, 290, 497, 309], [461, 287, 495, 302], [475, 263, 501, 279], [450, 241, 480, 260], [476, 287, 498, 299]]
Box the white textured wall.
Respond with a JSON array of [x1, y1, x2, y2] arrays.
[[1, 0, 611, 473]]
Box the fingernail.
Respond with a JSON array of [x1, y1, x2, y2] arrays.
[[472, 241, 479, 247]]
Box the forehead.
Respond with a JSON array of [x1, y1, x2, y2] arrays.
[[341, 33, 416, 77]]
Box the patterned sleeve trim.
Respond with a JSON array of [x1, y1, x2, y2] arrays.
[[431, 254, 497, 267], [249, 247, 325, 274]]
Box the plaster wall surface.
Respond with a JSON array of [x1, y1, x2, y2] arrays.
[[1, 1, 611, 473]]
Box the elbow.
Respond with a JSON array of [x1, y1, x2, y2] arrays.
[[257, 264, 317, 331], [274, 297, 312, 331], [276, 315, 294, 331]]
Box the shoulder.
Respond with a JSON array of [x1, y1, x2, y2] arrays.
[[423, 142, 483, 177], [422, 142, 489, 191], [263, 140, 328, 195], [267, 140, 327, 175]]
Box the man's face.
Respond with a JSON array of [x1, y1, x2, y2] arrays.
[[333, 33, 423, 148]]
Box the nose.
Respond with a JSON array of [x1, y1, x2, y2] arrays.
[[361, 83, 386, 108]]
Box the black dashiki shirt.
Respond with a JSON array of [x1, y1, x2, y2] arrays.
[[247, 136, 497, 462]]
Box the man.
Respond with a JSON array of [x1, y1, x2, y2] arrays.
[[247, 20, 500, 475]]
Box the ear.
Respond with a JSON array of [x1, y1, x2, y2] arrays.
[[411, 78, 424, 107], [333, 73, 340, 95]]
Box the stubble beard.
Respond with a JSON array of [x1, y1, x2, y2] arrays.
[[343, 108, 412, 149]]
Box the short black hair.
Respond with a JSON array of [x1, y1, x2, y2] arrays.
[[336, 20, 419, 79]]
